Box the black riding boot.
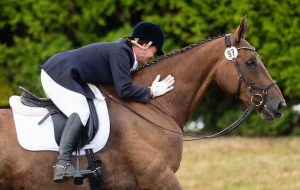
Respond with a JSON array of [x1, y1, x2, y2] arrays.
[[53, 113, 83, 182]]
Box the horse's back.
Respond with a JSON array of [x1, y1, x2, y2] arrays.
[[0, 109, 16, 144], [0, 109, 12, 125]]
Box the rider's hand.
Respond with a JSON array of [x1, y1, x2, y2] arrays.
[[150, 75, 175, 98]]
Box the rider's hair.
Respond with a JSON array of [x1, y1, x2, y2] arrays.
[[124, 37, 151, 47]]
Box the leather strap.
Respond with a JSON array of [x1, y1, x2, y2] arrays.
[[225, 34, 232, 47]]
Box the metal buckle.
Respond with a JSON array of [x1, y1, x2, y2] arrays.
[[53, 164, 67, 169], [251, 94, 264, 107], [263, 89, 268, 94]]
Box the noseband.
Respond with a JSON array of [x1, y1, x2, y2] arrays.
[[224, 34, 276, 110]]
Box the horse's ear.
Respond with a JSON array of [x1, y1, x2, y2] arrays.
[[232, 16, 248, 43]]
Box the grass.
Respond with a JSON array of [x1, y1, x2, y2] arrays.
[[176, 137, 300, 190]]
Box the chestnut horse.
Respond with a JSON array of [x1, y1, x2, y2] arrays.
[[0, 17, 285, 190]]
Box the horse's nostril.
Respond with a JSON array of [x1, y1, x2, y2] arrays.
[[277, 101, 286, 114]]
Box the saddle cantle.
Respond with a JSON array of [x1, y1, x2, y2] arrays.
[[19, 86, 54, 107]]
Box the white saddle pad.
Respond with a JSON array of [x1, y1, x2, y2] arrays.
[[9, 94, 110, 155]]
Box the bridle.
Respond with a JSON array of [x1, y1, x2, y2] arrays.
[[103, 34, 277, 141], [224, 34, 276, 110]]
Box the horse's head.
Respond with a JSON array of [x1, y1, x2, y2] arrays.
[[215, 16, 286, 121]]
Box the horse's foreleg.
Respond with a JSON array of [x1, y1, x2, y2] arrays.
[[138, 167, 183, 190], [154, 168, 183, 190]]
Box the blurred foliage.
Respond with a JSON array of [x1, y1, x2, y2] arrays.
[[1, 0, 299, 135]]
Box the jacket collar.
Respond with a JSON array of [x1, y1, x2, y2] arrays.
[[117, 38, 136, 71]]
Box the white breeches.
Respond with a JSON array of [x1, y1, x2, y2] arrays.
[[41, 70, 98, 126]]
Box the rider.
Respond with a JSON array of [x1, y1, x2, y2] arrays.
[[40, 21, 175, 182]]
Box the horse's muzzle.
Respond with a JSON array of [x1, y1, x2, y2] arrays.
[[260, 100, 286, 121]]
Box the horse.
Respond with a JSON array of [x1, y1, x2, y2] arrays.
[[0, 16, 285, 190]]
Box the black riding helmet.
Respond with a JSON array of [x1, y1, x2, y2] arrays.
[[131, 21, 165, 55]]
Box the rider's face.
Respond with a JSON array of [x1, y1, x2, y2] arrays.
[[134, 46, 158, 65]]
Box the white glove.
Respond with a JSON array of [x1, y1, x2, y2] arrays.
[[150, 75, 175, 98]]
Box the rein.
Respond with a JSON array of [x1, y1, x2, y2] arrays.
[[102, 92, 184, 134], [101, 34, 276, 141], [102, 91, 254, 141]]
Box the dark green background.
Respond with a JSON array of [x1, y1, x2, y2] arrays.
[[1, 0, 299, 135]]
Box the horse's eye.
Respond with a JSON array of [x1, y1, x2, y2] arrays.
[[246, 59, 256, 67]]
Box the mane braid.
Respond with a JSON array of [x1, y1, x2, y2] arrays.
[[133, 34, 226, 73]]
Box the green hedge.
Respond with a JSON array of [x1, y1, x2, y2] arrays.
[[1, 0, 299, 135]]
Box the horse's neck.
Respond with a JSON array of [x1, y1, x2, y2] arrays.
[[135, 37, 224, 126]]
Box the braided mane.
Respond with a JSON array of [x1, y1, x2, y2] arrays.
[[134, 34, 226, 72]]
